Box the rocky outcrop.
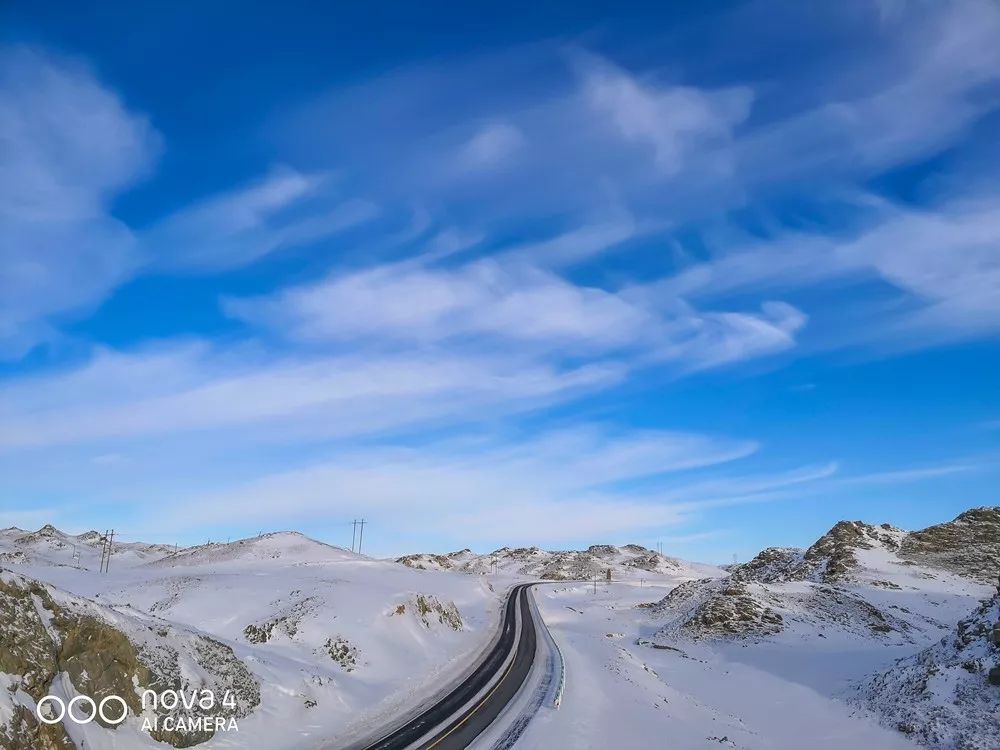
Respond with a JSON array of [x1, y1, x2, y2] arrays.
[[730, 547, 804, 583], [899, 507, 1000, 584], [0, 572, 260, 749], [324, 636, 359, 672], [734, 509, 1000, 587], [858, 592, 1000, 749], [395, 553, 456, 571], [397, 543, 688, 580], [730, 522, 906, 584], [413, 595, 463, 630], [799, 521, 903, 582], [681, 583, 784, 638]]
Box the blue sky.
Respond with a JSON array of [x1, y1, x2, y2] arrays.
[[1, 0, 998, 561]]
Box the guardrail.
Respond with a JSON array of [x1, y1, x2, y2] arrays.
[[546, 628, 566, 708]]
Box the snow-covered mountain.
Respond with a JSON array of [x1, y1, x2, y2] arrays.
[[858, 590, 1000, 750], [0, 524, 175, 570], [2, 510, 996, 750], [0, 568, 259, 749], [643, 508, 998, 643], [396, 543, 724, 582], [635, 507, 1000, 750], [0, 526, 503, 750]]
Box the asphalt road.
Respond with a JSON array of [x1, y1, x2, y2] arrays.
[[362, 583, 540, 750]]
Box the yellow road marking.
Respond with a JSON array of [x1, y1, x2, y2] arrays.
[[425, 586, 528, 749]]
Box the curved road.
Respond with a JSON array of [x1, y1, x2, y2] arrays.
[[362, 583, 541, 750]]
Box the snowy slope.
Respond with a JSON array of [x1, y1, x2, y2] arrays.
[[645, 513, 995, 646], [513, 509, 998, 750], [0, 524, 175, 571], [0, 526, 505, 750], [520, 580, 916, 750], [858, 591, 1000, 750]]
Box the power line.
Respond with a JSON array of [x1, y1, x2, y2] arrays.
[[99, 529, 115, 574]]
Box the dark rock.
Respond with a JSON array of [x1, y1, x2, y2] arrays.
[[899, 507, 1000, 584]]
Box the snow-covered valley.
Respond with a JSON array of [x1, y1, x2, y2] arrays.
[[0, 527, 504, 750], [1, 507, 998, 750]]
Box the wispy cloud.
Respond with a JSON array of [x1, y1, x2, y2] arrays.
[[145, 168, 379, 271], [576, 51, 753, 176], [123, 425, 798, 545], [0, 343, 624, 451], [0, 45, 159, 357]]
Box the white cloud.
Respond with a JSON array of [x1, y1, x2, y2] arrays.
[[0, 46, 160, 357], [226, 259, 654, 352], [224, 248, 810, 376], [502, 217, 637, 267], [577, 53, 753, 176], [641, 195, 1000, 348], [0, 343, 624, 451], [455, 122, 524, 170], [843, 199, 1000, 336], [145, 169, 379, 271], [735, 0, 1000, 187], [128, 425, 775, 543]]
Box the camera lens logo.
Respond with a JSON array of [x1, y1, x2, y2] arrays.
[[35, 695, 128, 726]]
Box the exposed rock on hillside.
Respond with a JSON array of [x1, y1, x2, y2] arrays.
[[396, 553, 457, 571], [899, 507, 1000, 584], [730, 547, 803, 584], [681, 582, 785, 638], [397, 543, 696, 581], [859, 592, 1000, 749], [642, 508, 998, 648], [413, 594, 463, 630], [0, 571, 259, 749], [800, 521, 903, 581]]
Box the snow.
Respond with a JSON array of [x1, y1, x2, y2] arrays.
[[511, 517, 997, 750], [517, 581, 920, 750], [2, 515, 996, 750], [0, 527, 507, 749]]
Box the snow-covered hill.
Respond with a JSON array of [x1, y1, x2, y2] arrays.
[[396, 543, 724, 582], [0, 526, 505, 750], [0, 569, 259, 749], [644, 509, 998, 644], [0, 524, 175, 570], [632, 508, 1000, 749], [858, 590, 1000, 750]]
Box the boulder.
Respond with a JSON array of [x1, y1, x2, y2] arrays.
[[989, 665, 1000, 686]]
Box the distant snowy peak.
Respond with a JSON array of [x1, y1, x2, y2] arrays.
[[0, 524, 177, 570], [146, 531, 360, 569], [396, 543, 715, 581]]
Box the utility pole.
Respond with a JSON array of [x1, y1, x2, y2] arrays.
[[101, 530, 115, 573], [98, 530, 109, 573], [357, 519, 366, 555], [351, 520, 358, 553]]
